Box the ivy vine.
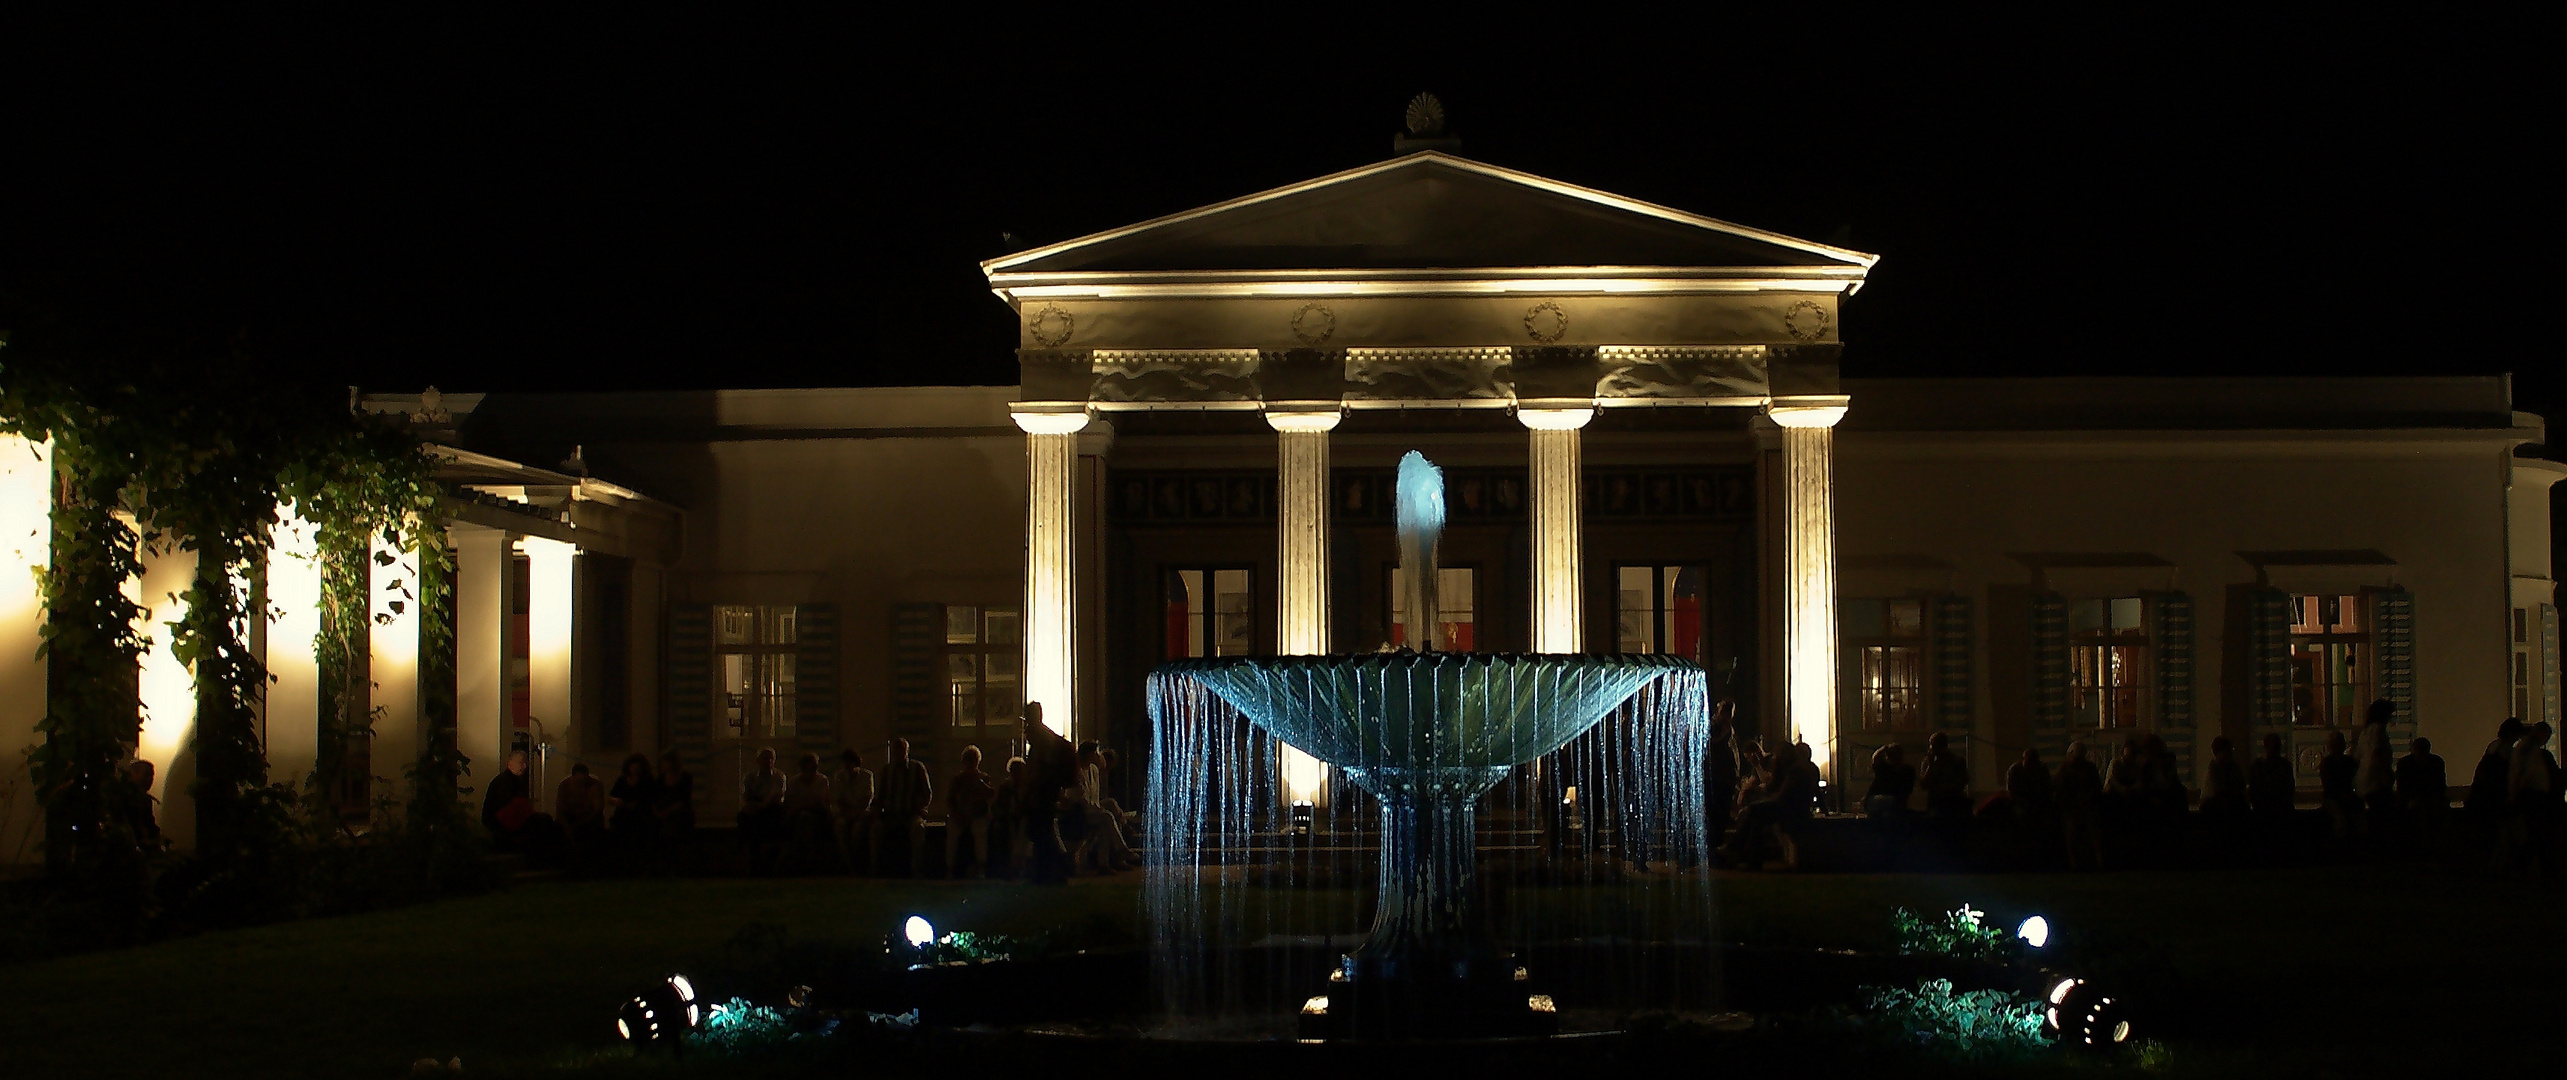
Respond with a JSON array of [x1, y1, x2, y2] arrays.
[[1, 303, 466, 876]]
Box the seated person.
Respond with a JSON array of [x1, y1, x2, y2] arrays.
[[557, 762, 608, 854], [736, 748, 788, 871], [653, 752, 696, 840], [780, 752, 835, 871], [1721, 742, 1818, 868], [1863, 743, 1916, 818], [2006, 748, 2054, 823], [1920, 732, 1972, 820], [945, 746, 996, 878], [112, 759, 165, 853], [481, 750, 560, 856]]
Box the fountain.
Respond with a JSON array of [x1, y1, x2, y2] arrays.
[[1147, 451, 1713, 1040]]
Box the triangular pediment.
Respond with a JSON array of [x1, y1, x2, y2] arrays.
[[985, 152, 1875, 277]]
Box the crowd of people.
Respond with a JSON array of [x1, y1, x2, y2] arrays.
[[1705, 695, 2567, 874], [478, 702, 1142, 881]]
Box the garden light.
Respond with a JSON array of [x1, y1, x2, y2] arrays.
[[2042, 976, 2131, 1052], [2016, 915, 2049, 949], [904, 916, 936, 948], [616, 974, 700, 1053]]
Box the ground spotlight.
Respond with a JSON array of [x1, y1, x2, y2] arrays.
[[904, 915, 936, 948], [2042, 976, 2131, 1052], [616, 974, 701, 1053], [2016, 915, 2049, 949]]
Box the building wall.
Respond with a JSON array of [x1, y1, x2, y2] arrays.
[[575, 389, 1028, 800], [1836, 430, 2523, 788]]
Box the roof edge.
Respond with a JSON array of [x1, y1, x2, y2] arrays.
[[979, 151, 1881, 277]]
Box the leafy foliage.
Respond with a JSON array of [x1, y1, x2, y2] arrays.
[[1, 289, 487, 950], [1892, 902, 2018, 963], [920, 929, 1021, 964], [1858, 978, 2053, 1062]]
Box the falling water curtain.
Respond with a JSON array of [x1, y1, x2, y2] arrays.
[[2148, 591, 2195, 779]]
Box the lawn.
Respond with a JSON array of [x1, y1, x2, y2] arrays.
[[3, 864, 2556, 1078]]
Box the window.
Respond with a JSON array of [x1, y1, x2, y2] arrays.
[[717, 605, 797, 740], [1846, 598, 1927, 731], [1389, 566, 1475, 650], [1164, 569, 1253, 659], [1615, 564, 1707, 663], [2287, 594, 2368, 728], [946, 604, 1022, 726], [2071, 597, 2146, 730]]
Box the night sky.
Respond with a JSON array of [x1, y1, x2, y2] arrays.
[[1, 17, 2554, 424]]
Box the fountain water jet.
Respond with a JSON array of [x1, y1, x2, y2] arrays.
[[1146, 451, 1713, 1039]]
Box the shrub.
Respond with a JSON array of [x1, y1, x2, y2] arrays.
[[1891, 903, 2016, 963], [1860, 978, 2052, 1062]]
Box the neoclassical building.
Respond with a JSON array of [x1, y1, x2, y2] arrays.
[[3, 151, 2558, 852]]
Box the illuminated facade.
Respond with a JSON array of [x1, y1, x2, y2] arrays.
[[2, 153, 2559, 857]]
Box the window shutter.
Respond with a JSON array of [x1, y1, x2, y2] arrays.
[[2366, 587, 2416, 742], [667, 604, 712, 764], [2151, 591, 2195, 779], [1931, 594, 1973, 730], [2246, 587, 2292, 742], [2030, 592, 2069, 763], [890, 602, 941, 738], [794, 603, 840, 755], [2542, 603, 2560, 726]]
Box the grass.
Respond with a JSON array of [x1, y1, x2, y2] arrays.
[[4, 865, 2557, 1078]]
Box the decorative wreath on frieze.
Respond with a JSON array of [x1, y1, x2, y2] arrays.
[[1783, 299, 1831, 342], [1027, 303, 1076, 347], [1290, 302, 1337, 346], [1522, 301, 1568, 344]]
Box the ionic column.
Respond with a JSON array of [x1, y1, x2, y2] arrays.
[[1268, 406, 1339, 807], [0, 438, 49, 860], [1014, 406, 1090, 743], [1768, 396, 1849, 779], [523, 535, 576, 786], [451, 526, 509, 780], [369, 538, 421, 800], [264, 509, 322, 792], [1267, 407, 1340, 655], [1520, 405, 1595, 653]]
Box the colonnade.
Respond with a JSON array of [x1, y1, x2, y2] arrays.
[[0, 447, 588, 858], [1008, 397, 1849, 777]]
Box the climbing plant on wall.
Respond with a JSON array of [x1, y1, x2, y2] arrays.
[[1, 307, 454, 873]]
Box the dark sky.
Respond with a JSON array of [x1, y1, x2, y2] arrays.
[[1, 15, 2555, 424]]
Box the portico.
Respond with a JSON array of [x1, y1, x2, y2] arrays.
[[983, 152, 1875, 774]]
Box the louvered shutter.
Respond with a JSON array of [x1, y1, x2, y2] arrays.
[[794, 603, 840, 755], [2367, 587, 2416, 743], [2151, 591, 2195, 779], [2246, 588, 2293, 754], [1931, 595, 1973, 730], [2543, 603, 2561, 727], [890, 602, 941, 738], [2030, 593, 2070, 763], [667, 604, 712, 767]]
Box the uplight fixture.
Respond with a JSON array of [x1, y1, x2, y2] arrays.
[[904, 915, 936, 949], [616, 974, 700, 1052], [2017, 915, 2050, 949]]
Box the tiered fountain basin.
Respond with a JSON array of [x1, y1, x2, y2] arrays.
[[1151, 652, 1705, 1038]]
